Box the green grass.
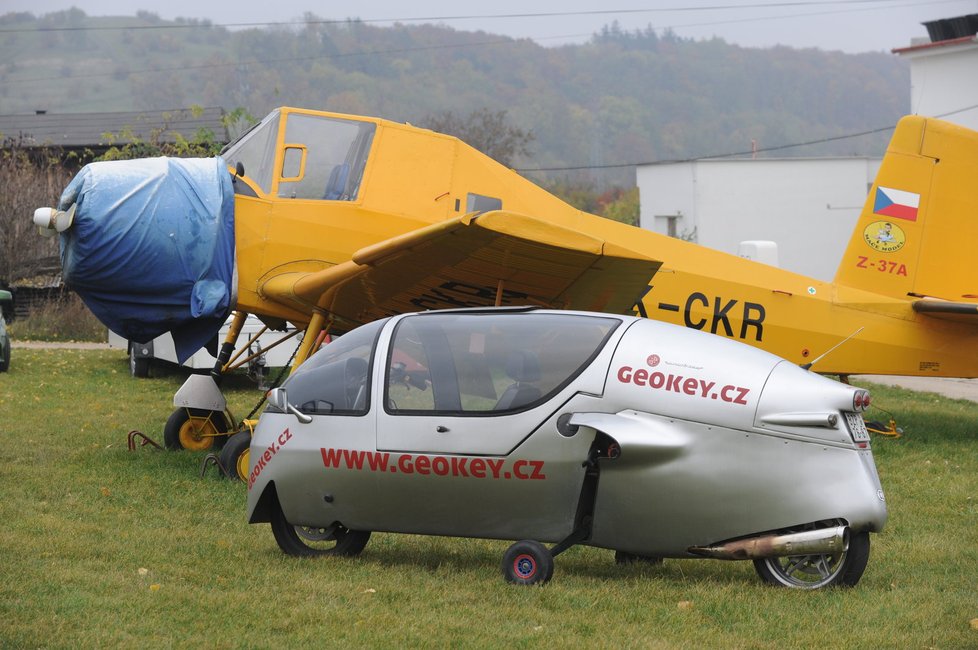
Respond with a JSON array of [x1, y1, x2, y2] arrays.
[[1, 349, 977, 647]]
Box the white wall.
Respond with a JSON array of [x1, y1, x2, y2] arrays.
[[903, 40, 978, 131], [638, 158, 881, 281]]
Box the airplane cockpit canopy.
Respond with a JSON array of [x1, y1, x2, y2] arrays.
[[222, 109, 375, 201]]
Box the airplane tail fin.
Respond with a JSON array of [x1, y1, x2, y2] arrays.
[[834, 116, 978, 304]]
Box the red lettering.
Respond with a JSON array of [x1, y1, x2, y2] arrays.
[[617, 366, 632, 382], [665, 374, 683, 392], [278, 428, 292, 447], [342, 449, 366, 470], [486, 459, 504, 479], [366, 452, 390, 472], [432, 456, 449, 476], [649, 372, 665, 388], [734, 387, 751, 405], [897, 264, 908, 277], [683, 377, 698, 395], [633, 368, 648, 386], [528, 460, 546, 480], [856, 255, 869, 268], [514, 459, 531, 479], [699, 380, 715, 397], [469, 458, 486, 478], [415, 455, 431, 475], [451, 457, 469, 477], [321, 447, 343, 468], [398, 454, 414, 474]]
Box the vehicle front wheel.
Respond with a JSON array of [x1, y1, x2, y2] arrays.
[[753, 530, 870, 589], [270, 502, 370, 557], [501, 540, 554, 585], [163, 408, 229, 451], [219, 430, 251, 481]]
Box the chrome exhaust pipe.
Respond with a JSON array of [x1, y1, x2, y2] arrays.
[[688, 525, 849, 560]]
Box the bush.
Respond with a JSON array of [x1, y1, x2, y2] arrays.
[[9, 294, 105, 342]]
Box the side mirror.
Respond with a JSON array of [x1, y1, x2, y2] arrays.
[[267, 387, 312, 424]]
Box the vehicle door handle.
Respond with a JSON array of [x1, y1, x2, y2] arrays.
[[436, 425, 450, 433]]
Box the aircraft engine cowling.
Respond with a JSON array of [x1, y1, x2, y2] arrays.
[[53, 156, 235, 362]]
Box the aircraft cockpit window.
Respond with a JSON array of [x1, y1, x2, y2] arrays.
[[277, 114, 375, 201], [221, 110, 280, 195], [386, 312, 619, 415]]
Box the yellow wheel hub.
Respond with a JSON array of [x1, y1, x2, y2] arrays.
[[235, 448, 251, 481], [178, 416, 221, 451]]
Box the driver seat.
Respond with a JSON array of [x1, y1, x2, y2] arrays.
[[494, 350, 542, 410]]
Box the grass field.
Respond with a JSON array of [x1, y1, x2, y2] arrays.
[[1, 348, 976, 648]]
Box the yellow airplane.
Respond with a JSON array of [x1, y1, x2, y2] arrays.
[[33, 106, 978, 475]]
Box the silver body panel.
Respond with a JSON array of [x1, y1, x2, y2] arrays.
[[247, 309, 886, 556]]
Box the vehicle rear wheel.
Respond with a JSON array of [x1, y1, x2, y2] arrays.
[[753, 529, 870, 589], [219, 430, 251, 481], [501, 540, 554, 585], [270, 502, 370, 557], [163, 407, 229, 451]]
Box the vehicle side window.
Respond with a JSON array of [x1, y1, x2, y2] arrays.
[[277, 114, 375, 201], [386, 313, 619, 415], [282, 318, 387, 416]]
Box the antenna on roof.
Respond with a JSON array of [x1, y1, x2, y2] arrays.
[[801, 327, 864, 371]]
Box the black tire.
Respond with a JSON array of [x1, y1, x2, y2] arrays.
[[163, 407, 230, 451], [0, 335, 9, 372], [219, 430, 252, 481], [501, 540, 554, 585], [129, 346, 150, 378], [753, 530, 870, 589], [614, 550, 663, 565], [270, 500, 370, 557]]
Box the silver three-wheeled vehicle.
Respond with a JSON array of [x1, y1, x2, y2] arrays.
[[247, 308, 886, 589]]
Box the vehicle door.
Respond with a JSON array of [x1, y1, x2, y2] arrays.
[[266, 319, 384, 530], [373, 311, 621, 542]]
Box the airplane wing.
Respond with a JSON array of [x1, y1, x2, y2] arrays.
[[912, 298, 978, 323], [259, 210, 661, 328]]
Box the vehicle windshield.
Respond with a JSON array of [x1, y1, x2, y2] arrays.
[[277, 113, 375, 201], [280, 318, 388, 416], [221, 110, 280, 195], [386, 312, 620, 414]]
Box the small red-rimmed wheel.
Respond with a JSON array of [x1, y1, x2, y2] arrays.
[[501, 540, 554, 585]]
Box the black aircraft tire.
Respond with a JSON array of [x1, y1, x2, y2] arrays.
[[219, 430, 252, 481], [162, 407, 229, 451]]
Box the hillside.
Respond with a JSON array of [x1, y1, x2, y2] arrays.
[[0, 9, 909, 183]]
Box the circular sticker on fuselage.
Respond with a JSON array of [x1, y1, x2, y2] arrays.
[[863, 220, 905, 253]]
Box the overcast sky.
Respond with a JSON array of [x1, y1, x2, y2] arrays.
[[3, 0, 977, 53]]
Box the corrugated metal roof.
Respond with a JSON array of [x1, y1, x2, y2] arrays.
[[0, 107, 228, 148]]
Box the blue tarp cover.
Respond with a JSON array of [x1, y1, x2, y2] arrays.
[[59, 156, 235, 363]]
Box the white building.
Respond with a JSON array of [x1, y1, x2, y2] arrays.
[[897, 15, 978, 131], [638, 158, 880, 280], [637, 13, 978, 282]]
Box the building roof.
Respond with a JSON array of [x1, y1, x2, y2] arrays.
[[893, 13, 978, 54], [893, 34, 978, 55], [0, 107, 228, 149]]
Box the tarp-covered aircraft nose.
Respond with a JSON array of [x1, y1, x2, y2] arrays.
[[39, 156, 236, 362]]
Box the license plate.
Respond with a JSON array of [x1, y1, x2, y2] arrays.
[[845, 412, 870, 442]]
